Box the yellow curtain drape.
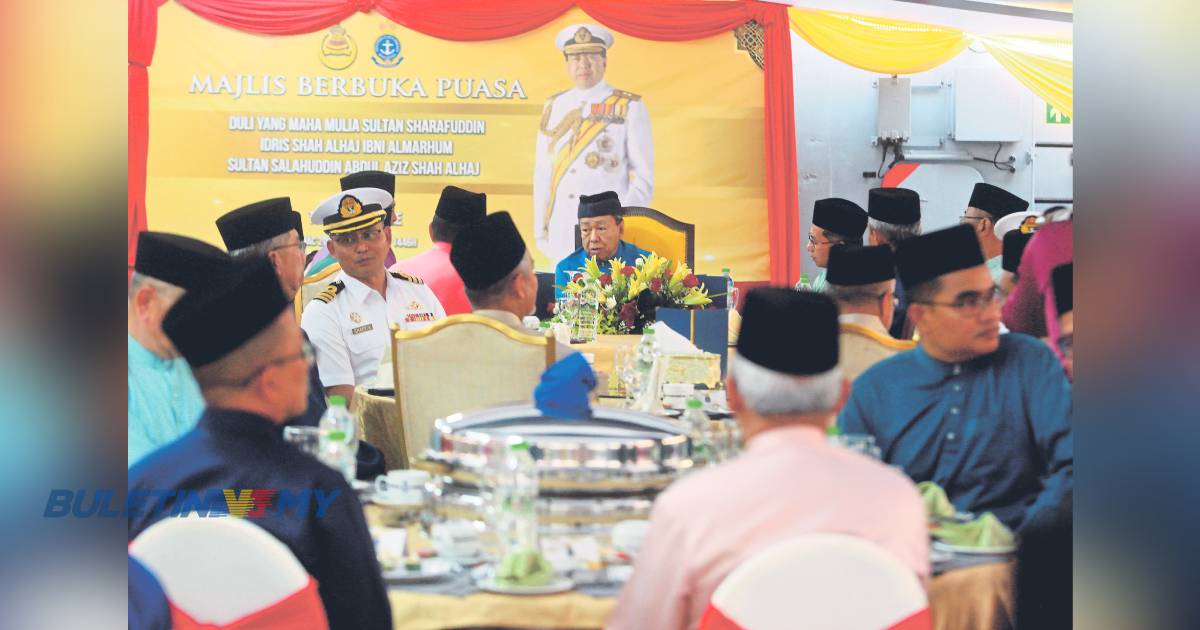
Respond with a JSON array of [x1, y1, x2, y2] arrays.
[[976, 34, 1072, 118], [786, 7, 1073, 118], [787, 8, 969, 75]]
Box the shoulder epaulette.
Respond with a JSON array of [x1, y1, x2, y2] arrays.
[[313, 280, 344, 304], [612, 89, 641, 101], [390, 271, 424, 285]]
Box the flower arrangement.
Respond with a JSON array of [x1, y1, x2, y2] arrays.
[[555, 252, 712, 334]]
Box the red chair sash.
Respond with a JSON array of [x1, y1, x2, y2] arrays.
[[168, 576, 328, 630]]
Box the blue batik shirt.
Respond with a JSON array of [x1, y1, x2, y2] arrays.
[[838, 333, 1072, 532], [553, 241, 651, 300]]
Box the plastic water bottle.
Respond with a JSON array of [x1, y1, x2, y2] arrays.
[[486, 439, 540, 557], [572, 278, 600, 343], [318, 395, 357, 482], [796, 273, 812, 291], [722, 268, 739, 311], [681, 398, 714, 466]]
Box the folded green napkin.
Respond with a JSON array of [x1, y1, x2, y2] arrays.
[[917, 481, 956, 520], [496, 549, 555, 587], [933, 512, 1015, 549]]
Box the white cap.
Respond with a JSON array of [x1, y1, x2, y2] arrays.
[[993, 210, 1043, 240], [555, 24, 613, 54], [310, 187, 393, 224]]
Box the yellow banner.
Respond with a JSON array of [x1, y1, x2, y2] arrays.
[[148, 5, 769, 279]]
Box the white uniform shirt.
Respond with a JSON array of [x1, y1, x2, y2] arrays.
[[301, 270, 446, 388], [533, 80, 653, 262]]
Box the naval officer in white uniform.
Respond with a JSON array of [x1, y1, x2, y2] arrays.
[[533, 23, 654, 263], [301, 192, 445, 406]]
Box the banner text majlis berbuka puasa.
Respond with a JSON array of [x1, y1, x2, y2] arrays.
[[189, 74, 528, 101]]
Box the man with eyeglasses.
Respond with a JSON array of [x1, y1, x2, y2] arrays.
[[302, 192, 445, 406], [800, 197, 868, 293], [960, 182, 1030, 284], [533, 23, 653, 262], [839, 225, 1072, 534], [306, 171, 400, 279], [128, 232, 232, 467], [825, 244, 912, 382], [553, 191, 651, 300], [130, 258, 392, 630], [218, 197, 386, 478]]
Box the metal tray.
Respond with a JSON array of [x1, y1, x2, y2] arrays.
[[419, 404, 695, 495]]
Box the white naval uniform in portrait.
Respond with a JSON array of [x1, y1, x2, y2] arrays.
[[533, 79, 653, 263], [301, 270, 446, 388]]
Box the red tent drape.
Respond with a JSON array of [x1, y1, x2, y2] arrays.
[[129, 0, 800, 286]]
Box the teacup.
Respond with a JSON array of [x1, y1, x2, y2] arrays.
[[374, 469, 430, 505], [431, 519, 482, 559]]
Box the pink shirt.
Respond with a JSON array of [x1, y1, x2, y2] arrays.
[[390, 242, 471, 316], [1002, 220, 1073, 354], [606, 425, 929, 630]]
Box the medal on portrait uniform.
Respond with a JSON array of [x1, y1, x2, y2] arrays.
[[598, 135, 614, 151], [585, 152, 602, 169]]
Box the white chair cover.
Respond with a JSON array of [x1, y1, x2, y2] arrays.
[[129, 516, 312, 625], [705, 533, 928, 630]]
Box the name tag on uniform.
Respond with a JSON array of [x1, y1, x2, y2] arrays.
[[351, 324, 374, 335]]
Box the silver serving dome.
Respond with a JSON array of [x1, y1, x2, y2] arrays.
[[418, 404, 695, 495]]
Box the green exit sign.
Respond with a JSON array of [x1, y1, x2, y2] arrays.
[[1046, 103, 1071, 125]]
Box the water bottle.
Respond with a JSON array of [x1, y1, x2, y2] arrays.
[[796, 273, 812, 291], [634, 328, 660, 387], [486, 439, 540, 558], [318, 395, 357, 482], [722, 268, 739, 311], [681, 398, 714, 466], [572, 278, 600, 343]]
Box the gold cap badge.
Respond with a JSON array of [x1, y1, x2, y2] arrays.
[[338, 195, 363, 219], [574, 28, 593, 44]]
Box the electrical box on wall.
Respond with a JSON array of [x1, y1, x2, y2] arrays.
[[953, 68, 1023, 142], [876, 76, 911, 141]]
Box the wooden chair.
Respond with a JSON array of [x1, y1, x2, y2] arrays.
[[575, 206, 696, 269], [389, 314, 555, 467]]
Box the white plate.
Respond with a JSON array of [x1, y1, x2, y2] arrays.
[[932, 540, 1016, 555], [476, 576, 574, 595], [350, 479, 371, 492], [372, 495, 424, 510], [382, 558, 460, 583]]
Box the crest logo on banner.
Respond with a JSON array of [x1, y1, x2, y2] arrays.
[[372, 34, 404, 68], [320, 25, 357, 70]]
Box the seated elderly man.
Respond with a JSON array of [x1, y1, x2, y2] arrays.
[[801, 197, 868, 292], [129, 259, 391, 630], [866, 187, 922, 339], [839, 224, 1072, 534], [217, 197, 385, 478], [128, 232, 231, 467], [553, 191, 650, 300], [961, 182, 1030, 284], [825, 244, 913, 382], [608, 289, 929, 630], [450, 211, 574, 360]]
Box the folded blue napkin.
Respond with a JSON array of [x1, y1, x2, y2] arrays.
[[534, 353, 596, 419]]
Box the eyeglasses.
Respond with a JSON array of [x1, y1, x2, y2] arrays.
[[209, 339, 314, 388], [912, 286, 1004, 318], [330, 226, 384, 246], [1056, 332, 1073, 356], [269, 240, 305, 254], [959, 214, 988, 224], [807, 235, 841, 246]]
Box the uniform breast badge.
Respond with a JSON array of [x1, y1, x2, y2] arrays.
[[349, 312, 363, 323], [598, 135, 614, 151], [604, 155, 621, 171], [585, 152, 602, 169]]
